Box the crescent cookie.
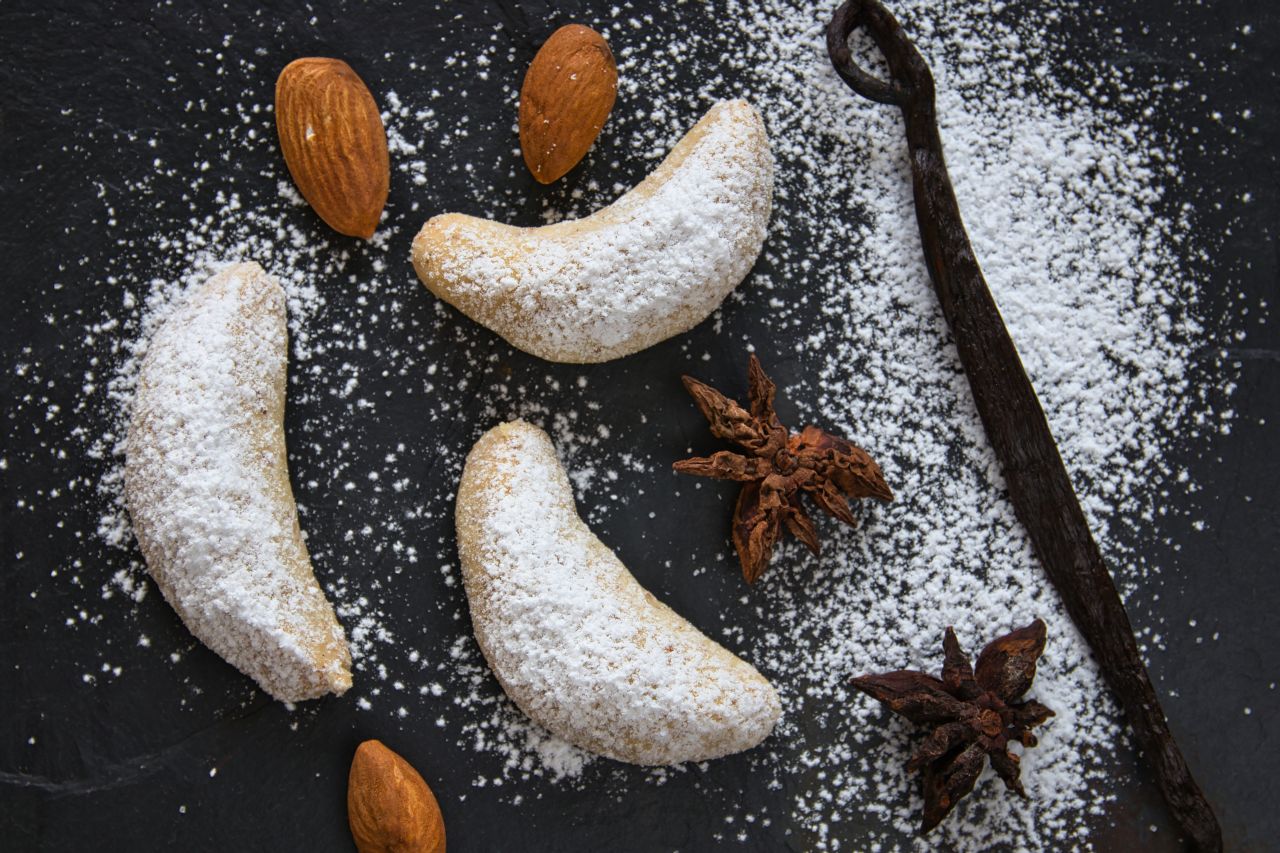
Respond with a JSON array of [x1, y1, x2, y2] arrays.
[[456, 419, 782, 765], [124, 262, 352, 702], [413, 99, 774, 363]]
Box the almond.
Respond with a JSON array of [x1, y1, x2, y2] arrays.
[[347, 739, 446, 853], [518, 24, 617, 184], [275, 58, 389, 239]]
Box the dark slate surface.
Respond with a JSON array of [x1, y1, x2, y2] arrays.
[[0, 1, 1276, 851]]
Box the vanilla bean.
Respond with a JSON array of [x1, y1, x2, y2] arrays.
[[825, 1, 1221, 848]]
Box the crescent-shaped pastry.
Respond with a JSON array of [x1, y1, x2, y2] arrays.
[[124, 262, 351, 702], [413, 99, 773, 363], [456, 420, 781, 765]]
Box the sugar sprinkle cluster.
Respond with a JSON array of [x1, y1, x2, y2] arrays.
[[6, 1, 1255, 850]]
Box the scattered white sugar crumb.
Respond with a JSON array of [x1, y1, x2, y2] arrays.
[[11, 0, 1251, 848], [670, 0, 1242, 847]]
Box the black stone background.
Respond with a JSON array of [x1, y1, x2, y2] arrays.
[[1, 1, 1276, 850]]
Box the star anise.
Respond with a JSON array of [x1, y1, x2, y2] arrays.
[[852, 619, 1055, 833], [673, 355, 892, 583]]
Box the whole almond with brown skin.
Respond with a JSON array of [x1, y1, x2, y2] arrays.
[[519, 24, 617, 184], [348, 739, 446, 853], [275, 58, 389, 239]]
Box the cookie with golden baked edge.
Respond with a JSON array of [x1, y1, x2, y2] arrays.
[[456, 419, 781, 765], [124, 262, 351, 702], [413, 99, 773, 364]]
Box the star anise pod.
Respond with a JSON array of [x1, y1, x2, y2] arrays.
[[852, 619, 1055, 833], [673, 355, 892, 584]]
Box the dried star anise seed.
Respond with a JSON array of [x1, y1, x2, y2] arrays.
[[851, 619, 1054, 833], [673, 355, 892, 583]]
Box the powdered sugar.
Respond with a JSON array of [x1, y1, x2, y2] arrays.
[[414, 99, 773, 363], [456, 420, 780, 765], [8, 0, 1251, 849], [123, 262, 351, 701]]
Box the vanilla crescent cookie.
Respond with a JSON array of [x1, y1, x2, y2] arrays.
[[456, 419, 782, 765], [413, 99, 774, 363], [124, 262, 352, 702]]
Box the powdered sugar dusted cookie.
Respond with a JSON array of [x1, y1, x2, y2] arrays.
[[456, 420, 781, 765], [413, 99, 773, 363], [125, 262, 351, 702]]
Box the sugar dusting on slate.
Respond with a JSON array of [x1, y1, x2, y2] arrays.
[[8, 0, 1253, 849]]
